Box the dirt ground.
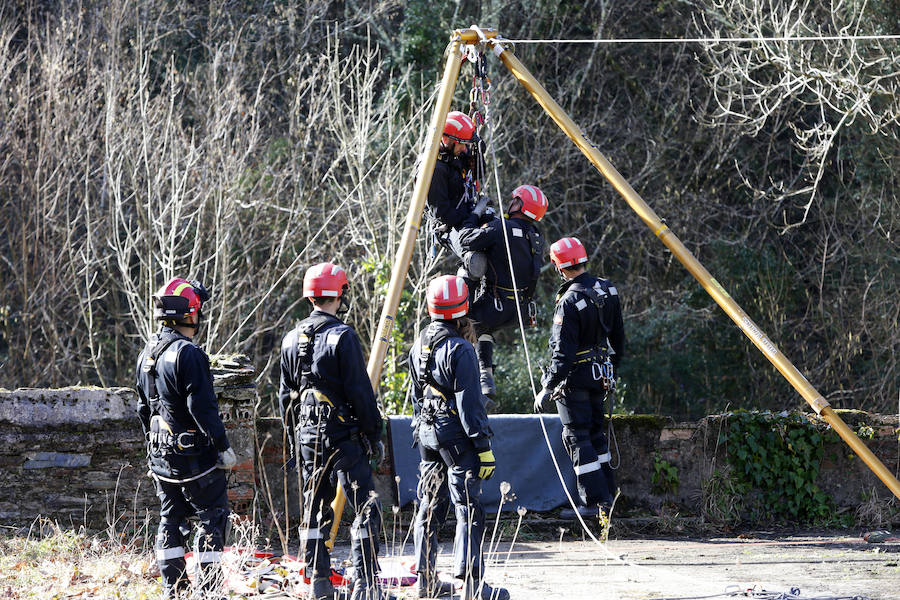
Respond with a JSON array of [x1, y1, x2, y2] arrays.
[[332, 526, 900, 600]]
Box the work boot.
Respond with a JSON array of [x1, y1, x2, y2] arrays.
[[462, 579, 509, 600], [559, 505, 600, 520], [463, 251, 487, 279], [479, 367, 496, 400], [416, 574, 455, 598], [310, 576, 335, 600]]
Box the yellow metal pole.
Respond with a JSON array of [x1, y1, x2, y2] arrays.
[[325, 35, 467, 550], [491, 39, 900, 500]]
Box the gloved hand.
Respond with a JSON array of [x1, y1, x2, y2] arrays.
[[216, 447, 237, 470], [477, 449, 496, 480], [369, 440, 386, 467], [362, 437, 386, 467], [533, 388, 553, 413], [472, 194, 491, 218]]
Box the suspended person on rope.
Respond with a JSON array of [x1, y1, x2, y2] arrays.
[[407, 275, 510, 600], [136, 277, 236, 600], [278, 262, 392, 600], [534, 237, 625, 518], [456, 184, 548, 402], [427, 110, 493, 283]]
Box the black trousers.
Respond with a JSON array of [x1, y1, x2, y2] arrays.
[[555, 385, 615, 506], [154, 468, 229, 599], [413, 427, 485, 582], [298, 433, 381, 583]]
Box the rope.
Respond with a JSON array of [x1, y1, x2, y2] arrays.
[[216, 86, 440, 354], [508, 34, 900, 45], [480, 48, 608, 548], [475, 35, 731, 592]]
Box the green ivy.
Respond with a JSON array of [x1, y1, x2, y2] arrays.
[[723, 411, 840, 523], [651, 453, 680, 496]]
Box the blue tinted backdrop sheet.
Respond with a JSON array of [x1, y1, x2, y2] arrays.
[[388, 415, 577, 513]]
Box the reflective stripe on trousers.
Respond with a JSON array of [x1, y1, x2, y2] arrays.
[[195, 551, 222, 564], [572, 452, 611, 475], [300, 528, 322, 541], [156, 546, 185, 561]]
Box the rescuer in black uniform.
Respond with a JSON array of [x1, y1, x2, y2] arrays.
[[408, 274, 509, 600], [533, 237, 626, 515], [427, 110, 492, 281], [457, 184, 548, 400], [136, 277, 236, 600], [427, 110, 479, 231], [278, 262, 389, 600]]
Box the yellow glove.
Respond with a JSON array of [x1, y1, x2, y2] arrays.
[[477, 449, 496, 480]]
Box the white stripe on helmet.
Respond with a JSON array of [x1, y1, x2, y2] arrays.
[[455, 276, 464, 298], [442, 279, 451, 300], [447, 116, 469, 132]]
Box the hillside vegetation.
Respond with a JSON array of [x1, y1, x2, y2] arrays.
[[1, 1, 898, 418]]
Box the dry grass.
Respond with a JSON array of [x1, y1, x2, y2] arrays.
[[0, 521, 161, 599]]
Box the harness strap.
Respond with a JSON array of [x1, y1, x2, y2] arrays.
[[142, 332, 183, 405], [417, 323, 458, 420], [296, 313, 341, 384], [568, 280, 612, 351]]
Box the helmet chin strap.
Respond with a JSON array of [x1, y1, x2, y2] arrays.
[[337, 293, 351, 316], [554, 265, 567, 281], [177, 310, 203, 332]]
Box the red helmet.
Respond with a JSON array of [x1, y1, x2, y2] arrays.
[[153, 277, 208, 320], [427, 274, 469, 320], [303, 262, 348, 298], [550, 237, 588, 269], [512, 184, 548, 221], [442, 111, 476, 145]]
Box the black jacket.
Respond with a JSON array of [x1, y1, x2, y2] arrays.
[[457, 214, 544, 295], [278, 310, 382, 445], [543, 273, 625, 390], [136, 327, 229, 477], [427, 153, 476, 230], [408, 321, 491, 451]]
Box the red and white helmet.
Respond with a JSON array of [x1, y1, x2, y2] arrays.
[[442, 111, 476, 145], [550, 237, 588, 269], [303, 263, 348, 298], [512, 185, 548, 221], [427, 274, 469, 320], [153, 277, 209, 320]]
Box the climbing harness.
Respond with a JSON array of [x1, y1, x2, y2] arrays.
[[415, 323, 458, 424]]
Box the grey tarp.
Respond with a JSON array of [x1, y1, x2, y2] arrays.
[[388, 415, 579, 513]]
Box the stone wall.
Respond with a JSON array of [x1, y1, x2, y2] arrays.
[[1, 382, 898, 530], [0, 356, 258, 530]]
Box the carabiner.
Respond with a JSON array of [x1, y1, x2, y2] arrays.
[[480, 79, 492, 106]]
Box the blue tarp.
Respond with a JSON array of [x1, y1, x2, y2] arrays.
[[387, 415, 578, 513]]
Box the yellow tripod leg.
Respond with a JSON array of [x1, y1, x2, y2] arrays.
[[490, 37, 900, 501]]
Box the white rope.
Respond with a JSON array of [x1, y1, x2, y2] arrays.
[[477, 38, 730, 591], [480, 56, 607, 547], [216, 86, 440, 354], [508, 34, 900, 44]]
